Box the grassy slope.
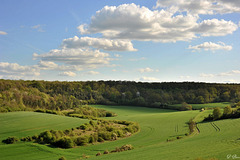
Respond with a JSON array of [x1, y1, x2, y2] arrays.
[[0, 112, 89, 160], [92, 106, 240, 160], [1, 106, 240, 160], [169, 102, 231, 110]]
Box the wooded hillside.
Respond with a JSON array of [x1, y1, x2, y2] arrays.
[[1, 79, 240, 112]]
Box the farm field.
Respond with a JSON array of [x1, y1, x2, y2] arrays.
[[169, 102, 231, 110], [0, 105, 240, 160]]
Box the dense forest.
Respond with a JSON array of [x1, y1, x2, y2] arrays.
[[0, 79, 240, 112]]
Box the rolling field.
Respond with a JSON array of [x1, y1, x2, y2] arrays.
[[0, 112, 89, 160], [169, 102, 231, 110], [0, 106, 240, 160]]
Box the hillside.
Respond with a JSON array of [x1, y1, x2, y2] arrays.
[[1, 80, 240, 112], [1, 105, 240, 160]]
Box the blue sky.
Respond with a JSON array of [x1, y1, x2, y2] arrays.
[[0, 0, 240, 83]]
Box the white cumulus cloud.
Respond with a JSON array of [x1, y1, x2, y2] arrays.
[[59, 71, 76, 77], [78, 3, 238, 42], [138, 67, 159, 73], [200, 70, 240, 78], [154, 0, 240, 14], [86, 71, 100, 75], [188, 41, 232, 52], [139, 76, 159, 82], [33, 48, 111, 69], [192, 19, 238, 37], [37, 60, 82, 71], [0, 62, 40, 79], [78, 3, 198, 42], [61, 36, 137, 51], [38, 61, 59, 70]]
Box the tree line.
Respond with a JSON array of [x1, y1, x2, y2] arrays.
[[204, 102, 240, 121], [1, 79, 240, 111], [34, 105, 117, 118]]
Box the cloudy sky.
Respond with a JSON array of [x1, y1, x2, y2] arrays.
[[0, 0, 240, 83]]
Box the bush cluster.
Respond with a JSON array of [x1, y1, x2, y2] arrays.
[[2, 136, 19, 144], [111, 144, 134, 153], [180, 102, 192, 111], [8, 119, 139, 149], [96, 144, 133, 156], [188, 118, 196, 134]]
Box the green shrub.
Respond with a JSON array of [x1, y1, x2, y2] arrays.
[[96, 152, 101, 156], [188, 118, 196, 134], [111, 144, 134, 153], [120, 144, 133, 151], [80, 124, 87, 130], [74, 136, 89, 146], [39, 131, 53, 143], [98, 137, 104, 142], [38, 137, 44, 144], [125, 126, 134, 133], [23, 136, 32, 142], [58, 156, 66, 160], [32, 135, 38, 140], [98, 132, 111, 140], [2, 136, 19, 144], [89, 120, 95, 126], [213, 107, 222, 120], [111, 147, 120, 153], [180, 102, 192, 111], [89, 136, 97, 143], [103, 150, 109, 154], [0, 107, 8, 112], [111, 133, 118, 140], [106, 126, 114, 132], [115, 130, 123, 137], [54, 137, 75, 148]]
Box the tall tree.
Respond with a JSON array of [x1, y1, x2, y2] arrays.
[[213, 107, 222, 120]]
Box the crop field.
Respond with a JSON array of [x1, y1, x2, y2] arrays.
[[0, 105, 240, 160], [169, 102, 231, 110]]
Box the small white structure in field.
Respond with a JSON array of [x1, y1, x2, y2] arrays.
[[136, 91, 140, 97]]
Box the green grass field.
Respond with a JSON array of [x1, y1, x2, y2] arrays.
[[169, 102, 231, 110], [0, 105, 240, 160]]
